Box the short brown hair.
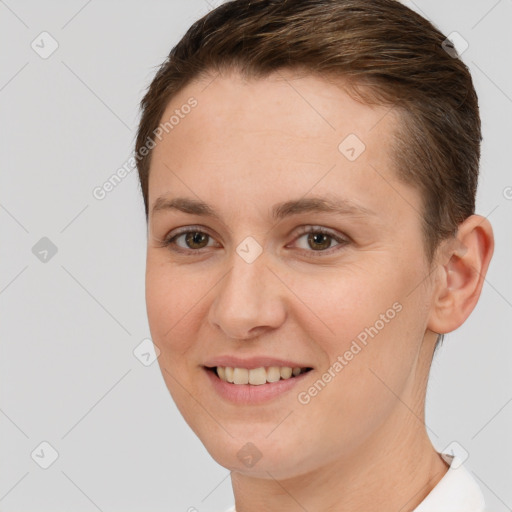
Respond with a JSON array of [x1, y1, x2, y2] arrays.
[[135, 0, 482, 349]]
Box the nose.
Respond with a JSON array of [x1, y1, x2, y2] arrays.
[[208, 248, 287, 340]]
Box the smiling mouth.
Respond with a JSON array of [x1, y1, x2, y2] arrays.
[[206, 365, 313, 385]]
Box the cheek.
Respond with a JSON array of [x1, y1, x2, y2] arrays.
[[145, 259, 205, 414], [291, 261, 425, 394], [145, 257, 199, 358], [288, 265, 403, 348]]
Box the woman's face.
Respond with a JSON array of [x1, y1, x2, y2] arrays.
[[145, 69, 438, 479]]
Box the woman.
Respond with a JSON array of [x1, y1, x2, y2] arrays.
[[135, 1, 494, 510]]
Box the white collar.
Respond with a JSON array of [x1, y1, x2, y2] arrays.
[[412, 452, 486, 511]]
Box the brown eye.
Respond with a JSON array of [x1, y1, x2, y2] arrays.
[[307, 232, 333, 251], [292, 226, 350, 257], [163, 227, 218, 253], [184, 231, 210, 249]]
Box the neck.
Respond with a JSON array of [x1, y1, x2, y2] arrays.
[[230, 421, 449, 512], [230, 341, 450, 512]]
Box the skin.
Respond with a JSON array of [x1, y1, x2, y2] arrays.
[[145, 68, 494, 512]]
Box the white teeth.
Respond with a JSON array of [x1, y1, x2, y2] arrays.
[[248, 367, 267, 385], [266, 366, 281, 382], [233, 367, 249, 384], [280, 367, 293, 379], [224, 366, 234, 383], [214, 366, 309, 385]]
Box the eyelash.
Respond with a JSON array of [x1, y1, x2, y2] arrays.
[[160, 225, 350, 258]]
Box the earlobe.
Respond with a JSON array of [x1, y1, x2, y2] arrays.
[[427, 214, 494, 336]]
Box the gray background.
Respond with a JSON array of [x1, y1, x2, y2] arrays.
[[1, 0, 511, 511]]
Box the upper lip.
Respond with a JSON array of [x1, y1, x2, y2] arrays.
[[203, 356, 312, 370]]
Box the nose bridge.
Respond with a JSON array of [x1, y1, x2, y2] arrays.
[[220, 242, 270, 312], [208, 239, 285, 338]]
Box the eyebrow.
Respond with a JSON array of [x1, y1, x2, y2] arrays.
[[151, 195, 376, 221]]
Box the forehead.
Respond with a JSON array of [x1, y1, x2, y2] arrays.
[[148, 69, 418, 225], [167, 69, 396, 148]]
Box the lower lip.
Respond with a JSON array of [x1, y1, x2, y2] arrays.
[[204, 367, 312, 405]]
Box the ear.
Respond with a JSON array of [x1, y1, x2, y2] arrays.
[[427, 214, 494, 335]]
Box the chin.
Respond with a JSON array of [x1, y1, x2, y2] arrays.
[[198, 428, 314, 479]]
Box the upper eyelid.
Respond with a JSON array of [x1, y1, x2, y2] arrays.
[[165, 225, 221, 243], [164, 224, 348, 249], [165, 224, 343, 239]]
